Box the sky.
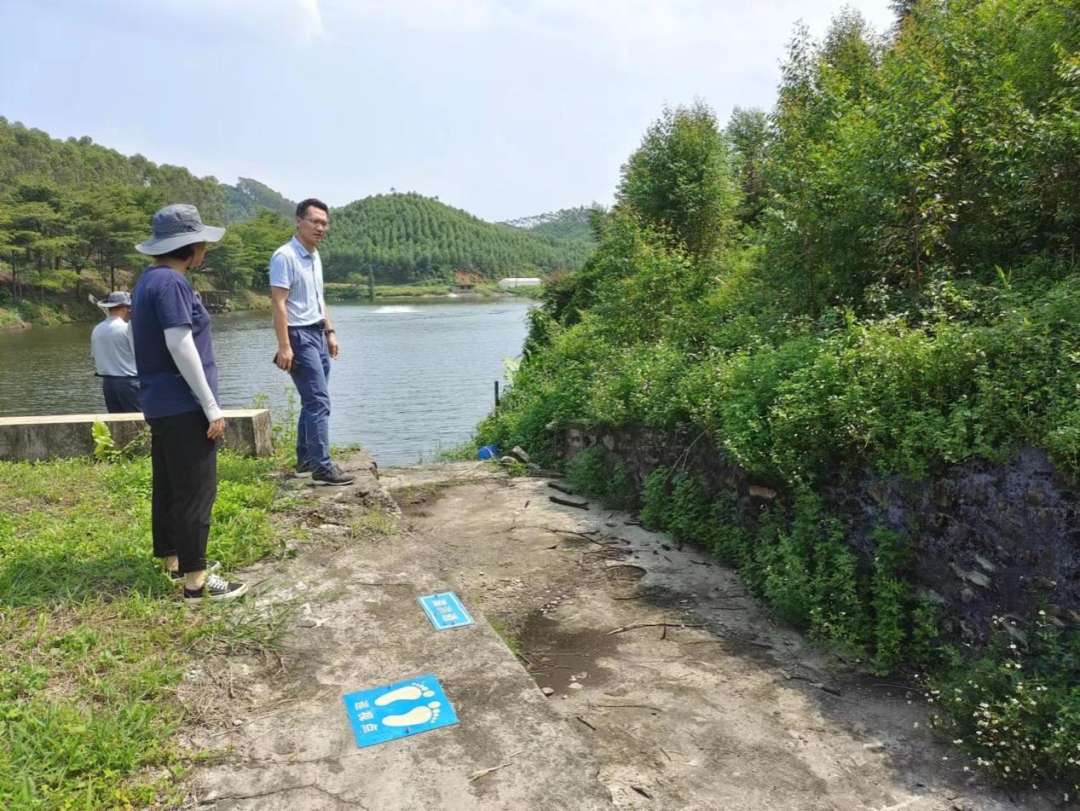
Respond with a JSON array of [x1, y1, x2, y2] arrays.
[[0, 0, 895, 222]]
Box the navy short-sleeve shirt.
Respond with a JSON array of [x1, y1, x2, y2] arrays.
[[131, 265, 219, 419]]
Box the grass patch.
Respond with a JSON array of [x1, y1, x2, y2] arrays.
[[489, 619, 524, 658], [347, 506, 399, 540], [0, 451, 288, 809], [417, 438, 477, 463]]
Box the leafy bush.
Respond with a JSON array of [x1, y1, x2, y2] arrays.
[[565, 445, 608, 497], [931, 616, 1080, 793], [475, 0, 1080, 789]]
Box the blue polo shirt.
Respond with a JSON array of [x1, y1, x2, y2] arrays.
[[269, 236, 326, 326], [131, 265, 219, 419]]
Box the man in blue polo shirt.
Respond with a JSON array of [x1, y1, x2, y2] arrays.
[[271, 198, 355, 486]]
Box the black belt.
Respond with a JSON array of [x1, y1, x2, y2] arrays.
[[292, 321, 326, 331], [97, 374, 138, 379]]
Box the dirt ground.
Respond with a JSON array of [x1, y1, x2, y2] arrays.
[[382, 462, 1063, 811], [185, 459, 1067, 810]]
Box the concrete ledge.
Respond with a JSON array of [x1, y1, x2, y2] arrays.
[[0, 409, 273, 462]]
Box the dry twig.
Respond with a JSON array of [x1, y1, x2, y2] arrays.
[[606, 622, 706, 636]]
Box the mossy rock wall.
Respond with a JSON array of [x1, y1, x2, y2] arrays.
[[561, 422, 1080, 648]]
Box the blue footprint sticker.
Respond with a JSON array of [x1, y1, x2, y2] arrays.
[[343, 674, 458, 748]]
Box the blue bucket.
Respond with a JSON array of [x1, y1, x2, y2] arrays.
[[477, 444, 499, 460]]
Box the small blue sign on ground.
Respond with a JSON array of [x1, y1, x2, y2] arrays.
[[343, 674, 458, 749], [418, 591, 476, 631]]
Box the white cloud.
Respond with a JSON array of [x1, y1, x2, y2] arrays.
[[326, 0, 500, 33], [308, 0, 895, 84], [98, 0, 327, 41]]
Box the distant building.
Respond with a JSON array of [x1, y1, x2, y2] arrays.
[[452, 271, 483, 292], [498, 277, 542, 289]]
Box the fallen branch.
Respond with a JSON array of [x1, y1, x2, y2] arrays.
[[549, 495, 590, 510], [353, 582, 412, 587], [590, 703, 662, 712], [606, 622, 707, 636], [467, 747, 527, 782], [575, 716, 597, 731], [547, 528, 614, 548], [468, 763, 512, 782], [547, 481, 576, 495]]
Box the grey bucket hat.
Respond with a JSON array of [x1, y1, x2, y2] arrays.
[[135, 204, 225, 255], [94, 291, 132, 311]]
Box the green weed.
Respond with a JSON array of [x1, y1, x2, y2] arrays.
[[0, 451, 287, 808]]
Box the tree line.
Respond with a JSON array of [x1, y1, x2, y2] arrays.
[[320, 193, 595, 284], [0, 117, 594, 302], [0, 118, 296, 300]]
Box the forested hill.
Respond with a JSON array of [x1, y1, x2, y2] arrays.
[[223, 178, 296, 223], [0, 118, 593, 293], [0, 117, 289, 225], [320, 193, 595, 284], [501, 206, 596, 243]]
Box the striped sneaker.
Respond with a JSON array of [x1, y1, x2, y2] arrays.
[[183, 573, 249, 603]]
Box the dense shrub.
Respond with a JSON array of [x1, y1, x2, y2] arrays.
[[474, 0, 1080, 789]]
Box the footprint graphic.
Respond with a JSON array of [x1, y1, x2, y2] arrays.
[[382, 701, 441, 728], [375, 683, 434, 707]]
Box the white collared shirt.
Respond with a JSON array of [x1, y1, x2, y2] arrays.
[[91, 315, 137, 377], [269, 235, 326, 327]]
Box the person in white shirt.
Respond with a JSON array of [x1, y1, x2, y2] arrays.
[[90, 291, 141, 413], [270, 198, 355, 486]]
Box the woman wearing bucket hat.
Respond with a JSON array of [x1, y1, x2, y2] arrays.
[[131, 204, 247, 602]]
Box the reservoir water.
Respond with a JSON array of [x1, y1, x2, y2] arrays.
[[0, 300, 531, 466]]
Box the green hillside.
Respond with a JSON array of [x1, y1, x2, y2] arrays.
[[321, 193, 594, 284], [223, 177, 296, 224], [0, 119, 591, 304], [0, 118, 295, 310], [0, 118, 294, 225], [502, 206, 598, 243]]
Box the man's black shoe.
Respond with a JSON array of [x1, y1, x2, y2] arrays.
[[311, 465, 356, 487], [294, 461, 312, 478]]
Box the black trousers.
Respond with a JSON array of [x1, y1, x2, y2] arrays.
[[148, 410, 216, 574], [101, 376, 142, 413]]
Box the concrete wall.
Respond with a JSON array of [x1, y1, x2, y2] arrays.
[[0, 409, 273, 462]]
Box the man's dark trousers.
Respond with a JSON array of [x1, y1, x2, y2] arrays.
[[148, 410, 216, 574], [289, 324, 332, 475], [101, 376, 142, 413]]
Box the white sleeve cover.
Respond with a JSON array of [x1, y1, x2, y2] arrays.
[[163, 326, 223, 422]]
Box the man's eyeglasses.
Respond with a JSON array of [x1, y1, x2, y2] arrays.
[[304, 217, 330, 230]]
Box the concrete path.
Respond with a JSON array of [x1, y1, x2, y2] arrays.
[[188, 455, 614, 810], [187, 458, 1057, 811], [382, 463, 1054, 811]]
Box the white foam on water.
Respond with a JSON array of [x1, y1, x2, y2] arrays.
[[373, 305, 418, 314]]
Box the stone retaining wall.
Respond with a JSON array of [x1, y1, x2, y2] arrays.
[[561, 422, 1080, 646]]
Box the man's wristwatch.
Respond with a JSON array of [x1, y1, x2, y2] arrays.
[[324, 328, 336, 335]]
